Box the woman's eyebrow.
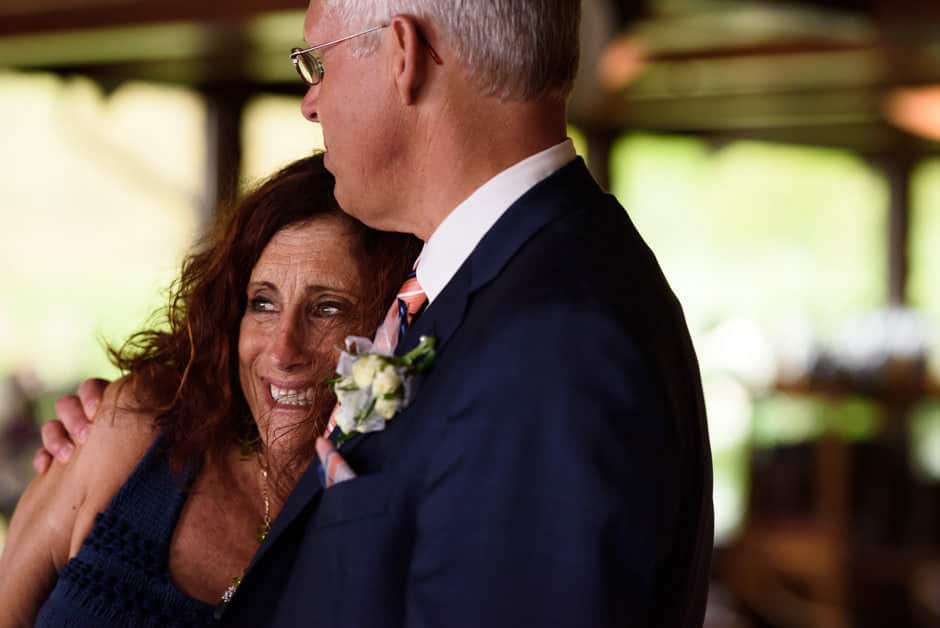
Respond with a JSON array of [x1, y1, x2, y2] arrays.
[[304, 283, 354, 295], [248, 281, 279, 292]]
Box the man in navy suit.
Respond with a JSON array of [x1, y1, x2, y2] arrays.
[[227, 0, 712, 625], [40, 0, 713, 625]]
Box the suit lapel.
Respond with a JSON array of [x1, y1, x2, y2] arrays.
[[398, 157, 596, 354], [333, 267, 472, 459], [463, 157, 596, 296]]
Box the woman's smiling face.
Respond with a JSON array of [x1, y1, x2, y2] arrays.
[[238, 214, 366, 443]]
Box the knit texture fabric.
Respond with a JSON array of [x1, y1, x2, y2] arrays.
[[35, 435, 217, 627]]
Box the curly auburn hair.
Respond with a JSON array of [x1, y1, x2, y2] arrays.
[[109, 153, 421, 475]]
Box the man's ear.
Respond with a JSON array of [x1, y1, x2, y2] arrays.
[[389, 16, 429, 105]]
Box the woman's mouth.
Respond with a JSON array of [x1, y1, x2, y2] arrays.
[[269, 383, 316, 407]]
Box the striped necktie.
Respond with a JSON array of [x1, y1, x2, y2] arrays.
[[372, 271, 427, 354], [323, 272, 427, 437]]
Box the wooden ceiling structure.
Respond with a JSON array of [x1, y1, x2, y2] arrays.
[[4, 0, 940, 154], [582, 0, 940, 155]]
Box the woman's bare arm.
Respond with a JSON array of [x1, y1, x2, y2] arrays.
[[0, 451, 78, 626], [0, 379, 155, 625]]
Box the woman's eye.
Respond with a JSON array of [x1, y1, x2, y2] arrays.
[[250, 297, 276, 313], [315, 302, 342, 318]]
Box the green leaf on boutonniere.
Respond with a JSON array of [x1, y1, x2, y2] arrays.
[[401, 336, 436, 373], [334, 430, 361, 446]]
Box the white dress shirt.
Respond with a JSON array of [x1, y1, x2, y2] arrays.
[[416, 139, 578, 304]]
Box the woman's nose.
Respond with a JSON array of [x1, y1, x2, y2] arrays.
[[270, 316, 310, 371]]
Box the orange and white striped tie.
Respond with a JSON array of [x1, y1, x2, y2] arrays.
[[323, 272, 427, 438]]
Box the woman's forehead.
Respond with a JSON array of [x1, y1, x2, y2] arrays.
[[250, 217, 362, 285]]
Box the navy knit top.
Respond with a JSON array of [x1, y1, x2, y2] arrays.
[[35, 435, 218, 627]]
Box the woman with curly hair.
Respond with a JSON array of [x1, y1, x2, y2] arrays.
[[0, 153, 420, 626]]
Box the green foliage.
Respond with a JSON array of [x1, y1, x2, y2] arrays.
[[751, 394, 879, 448], [910, 160, 940, 318], [610, 134, 888, 337], [909, 402, 940, 481]]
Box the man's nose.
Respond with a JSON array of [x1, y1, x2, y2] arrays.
[[301, 84, 320, 122]]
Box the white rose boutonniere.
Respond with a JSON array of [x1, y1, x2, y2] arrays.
[[331, 335, 436, 444]]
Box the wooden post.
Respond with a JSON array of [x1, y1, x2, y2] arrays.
[[882, 154, 914, 306], [201, 87, 248, 224]]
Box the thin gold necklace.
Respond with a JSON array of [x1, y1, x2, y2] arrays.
[[220, 455, 271, 604]]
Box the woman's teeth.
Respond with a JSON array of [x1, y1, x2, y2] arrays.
[[270, 384, 315, 406]]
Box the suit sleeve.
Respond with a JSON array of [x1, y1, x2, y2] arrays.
[[403, 303, 684, 628]]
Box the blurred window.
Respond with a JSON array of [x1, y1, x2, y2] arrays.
[[0, 72, 204, 390], [242, 94, 325, 186], [910, 158, 940, 319], [611, 134, 888, 336]]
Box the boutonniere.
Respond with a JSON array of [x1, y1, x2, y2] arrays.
[[330, 335, 436, 444]]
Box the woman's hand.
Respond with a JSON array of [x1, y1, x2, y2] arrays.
[[32, 378, 109, 473]]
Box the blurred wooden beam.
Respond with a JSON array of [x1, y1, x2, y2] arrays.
[[648, 39, 881, 63], [202, 87, 248, 223], [881, 155, 914, 306], [0, 0, 306, 36]]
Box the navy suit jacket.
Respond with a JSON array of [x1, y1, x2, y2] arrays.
[[222, 158, 713, 627]]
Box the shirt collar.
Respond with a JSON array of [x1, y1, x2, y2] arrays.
[[416, 139, 577, 303]]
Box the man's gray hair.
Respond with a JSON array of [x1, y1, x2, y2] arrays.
[[322, 0, 580, 101]]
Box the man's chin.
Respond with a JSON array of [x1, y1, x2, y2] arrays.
[[335, 190, 382, 229], [324, 159, 388, 230], [322, 152, 350, 206], [331, 180, 360, 218]]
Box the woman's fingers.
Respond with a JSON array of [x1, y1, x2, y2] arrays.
[[40, 420, 74, 464], [32, 447, 52, 474], [34, 378, 111, 473], [54, 394, 92, 446], [76, 378, 108, 422]]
